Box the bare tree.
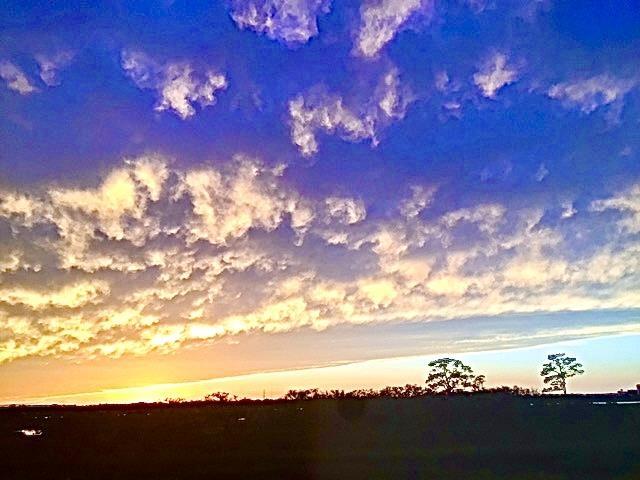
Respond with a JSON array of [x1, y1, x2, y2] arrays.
[[540, 353, 584, 394], [426, 358, 479, 394]]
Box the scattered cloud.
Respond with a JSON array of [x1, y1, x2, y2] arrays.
[[325, 197, 366, 224], [288, 67, 412, 155], [354, 0, 435, 58], [547, 74, 637, 113], [560, 200, 576, 219], [399, 185, 435, 218], [590, 183, 640, 233], [35, 51, 74, 86], [0, 61, 37, 95], [121, 50, 227, 119], [534, 163, 548, 182], [376, 67, 413, 118], [229, 0, 331, 44], [288, 92, 376, 156], [473, 53, 519, 98]]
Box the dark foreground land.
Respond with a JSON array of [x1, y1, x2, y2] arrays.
[[2, 395, 639, 479]]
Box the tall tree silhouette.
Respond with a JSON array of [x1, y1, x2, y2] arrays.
[[540, 353, 584, 394], [426, 358, 478, 394]]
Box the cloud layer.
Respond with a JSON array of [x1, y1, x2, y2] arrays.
[[1, 153, 639, 364]]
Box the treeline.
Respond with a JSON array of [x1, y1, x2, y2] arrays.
[[164, 384, 540, 405], [163, 352, 588, 404]]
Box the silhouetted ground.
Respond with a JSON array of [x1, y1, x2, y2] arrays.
[[1, 395, 639, 479]]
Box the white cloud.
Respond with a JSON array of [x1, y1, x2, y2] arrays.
[[590, 183, 640, 233], [1, 154, 639, 365], [560, 200, 576, 219], [288, 67, 412, 155], [121, 50, 227, 119], [0, 280, 110, 310], [354, 0, 434, 58], [35, 51, 74, 86], [0, 251, 23, 274], [325, 197, 366, 224], [376, 67, 412, 119], [230, 0, 331, 44], [0, 155, 168, 271], [290, 199, 315, 244], [547, 74, 636, 113], [0, 61, 37, 95], [176, 157, 297, 245], [289, 93, 376, 156], [473, 53, 519, 98], [400, 185, 435, 218]]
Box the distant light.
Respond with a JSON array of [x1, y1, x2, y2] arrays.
[[18, 429, 43, 436]]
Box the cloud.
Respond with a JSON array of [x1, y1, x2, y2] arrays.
[[288, 93, 376, 156], [35, 51, 74, 86], [288, 67, 412, 155], [534, 163, 548, 182], [473, 53, 519, 98], [0, 154, 311, 274], [547, 74, 637, 113], [325, 197, 366, 224], [1, 154, 639, 364], [354, 0, 435, 58], [0, 280, 110, 310], [290, 199, 315, 244], [357, 277, 398, 308], [376, 67, 412, 118], [121, 50, 227, 119], [230, 0, 331, 44], [0, 61, 37, 95], [560, 200, 576, 219], [0, 251, 22, 274], [590, 183, 640, 233], [0, 154, 169, 271], [175, 158, 298, 245], [399, 185, 435, 218]]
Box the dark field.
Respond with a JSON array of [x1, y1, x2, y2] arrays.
[[2, 396, 639, 479]]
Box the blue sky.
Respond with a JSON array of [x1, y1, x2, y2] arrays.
[[1, 0, 639, 402]]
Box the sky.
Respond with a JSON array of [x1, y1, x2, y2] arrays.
[[1, 0, 639, 404]]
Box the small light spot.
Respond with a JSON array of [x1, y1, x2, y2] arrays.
[[18, 429, 43, 436]]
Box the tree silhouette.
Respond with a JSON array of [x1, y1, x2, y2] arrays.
[[204, 392, 237, 403], [540, 353, 584, 394], [472, 374, 486, 392], [426, 358, 479, 394]]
